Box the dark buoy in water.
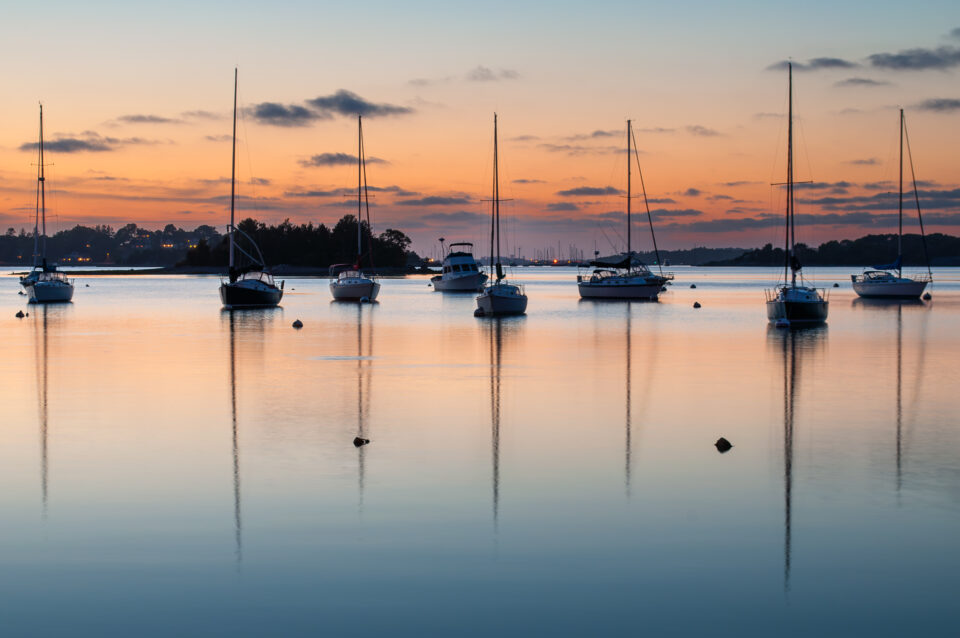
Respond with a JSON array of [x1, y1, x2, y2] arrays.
[[693, 301, 701, 308], [833, 282, 839, 288], [85, 284, 90, 287], [353, 437, 370, 447], [923, 292, 932, 300], [15, 310, 25, 318], [715, 437, 733, 453], [690, 284, 696, 289], [18, 291, 24, 295], [292, 319, 303, 329]]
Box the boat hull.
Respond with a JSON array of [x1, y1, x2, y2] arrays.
[[766, 299, 829, 324], [852, 278, 928, 299], [433, 272, 487, 292], [476, 285, 527, 316], [26, 281, 74, 303], [330, 279, 381, 301], [220, 282, 282, 308], [578, 281, 661, 300]]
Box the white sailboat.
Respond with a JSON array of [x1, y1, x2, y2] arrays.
[[330, 115, 381, 302], [475, 114, 527, 317], [431, 239, 487, 292], [851, 109, 933, 299], [219, 69, 284, 309], [765, 63, 828, 325], [22, 104, 74, 304], [578, 120, 672, 300]]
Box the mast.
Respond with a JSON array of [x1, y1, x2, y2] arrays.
[[786, 63, 795, 287], [494, 113, 502, 280], [229, 68, 237, 274], [357, 115, 363, 261], [37, 104, 47, 267], [898, 108, 904, 279], [626, 120, 632, 261]]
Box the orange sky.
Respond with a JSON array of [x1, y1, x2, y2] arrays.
[[2, 2, 959, 255]]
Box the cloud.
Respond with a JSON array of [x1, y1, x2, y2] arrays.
[[546, 202, 580, 212], [466, 66, 519, 82], [538, 143, 620, 156], [868, 46, 960, 70], [835, 77, 890, 87], [846, 158, 879, 165], [250, 102, 323, 127], [513, 178, 545, 184], [285, 185, 417, 197], [19, 132, 160, 153], [797, 187, 960, 211], [299, 153, 387, 167], [420, 211, 486, 223], [562, 129, 619, 141], [952, 27, 960, 40], [116, 114, 181, 124], [768, 57, 858, 71], [915, 97, 960, 112], [510, 135, 540, 142], [686, 125, 720, 137], [707, 194, 734, 201], [638, 127, 675, 134], [647, 197, 676, 204], [651, 208, 704, 217], [681, 188, 702, 197], [396, 196, 471, 206], [557, 186, 622, 197], [307, 90, 413, 117], [182, 110, 222, 120]]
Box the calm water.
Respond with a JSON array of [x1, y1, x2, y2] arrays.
[[2, 267, 959, 636]]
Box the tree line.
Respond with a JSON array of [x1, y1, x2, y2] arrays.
[[705, 233, 960, 267]]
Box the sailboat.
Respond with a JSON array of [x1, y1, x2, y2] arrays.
[[330, 115, 381, 302], [219, 69, 284, 309], [851, 109, 933, 299], [578, 120, 672, 300], [22, 104, 74, 304], [475, 114, 527, 316], [765, 63, 828, 325]]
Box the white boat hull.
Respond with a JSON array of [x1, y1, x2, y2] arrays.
[[26, 281, 74, 303], [330, 278, 380, 301], [578, 281, 661, 300], [433, 272, 487, 292], [852, 278, 928, 299], [476, 284, 527, 316]]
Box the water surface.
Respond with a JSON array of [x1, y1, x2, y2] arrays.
[[2, 267, 958, 636]]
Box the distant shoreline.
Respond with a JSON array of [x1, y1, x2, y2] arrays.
[[4, 265, 441, 277]]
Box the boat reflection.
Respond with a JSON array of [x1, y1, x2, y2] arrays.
[[767, 324, 827, 592], [486, 316, 524, 528], [355, 303, 374, 509], [224, 307, 281, 562]]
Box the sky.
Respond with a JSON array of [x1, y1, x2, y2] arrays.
[[2, 0, 959, 257]]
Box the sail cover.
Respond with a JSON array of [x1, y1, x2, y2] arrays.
[[871, 255, 902, 271]]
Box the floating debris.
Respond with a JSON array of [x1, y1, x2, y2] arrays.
[[923, 292, 932, 300], [690, 284, 696, 289], [15, 310, 25, 318], [353, 437, 370, 447], [833, 283, 839, 287], [693, 301, 701, 308], [292, 319, 303, 329], [715, 437, 733, 453]]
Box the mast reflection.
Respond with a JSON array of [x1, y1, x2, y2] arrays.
[[769, 325, 826, 593], [34, 305, 50, 516], [487, 317, 523, 529], [224, 307, 280, 562], [355, 303, 374, 510]]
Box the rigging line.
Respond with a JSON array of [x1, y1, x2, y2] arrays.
[[901, 116, 933, 280], [360, 118, 376, 271], [630, 125, 663, 275]]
